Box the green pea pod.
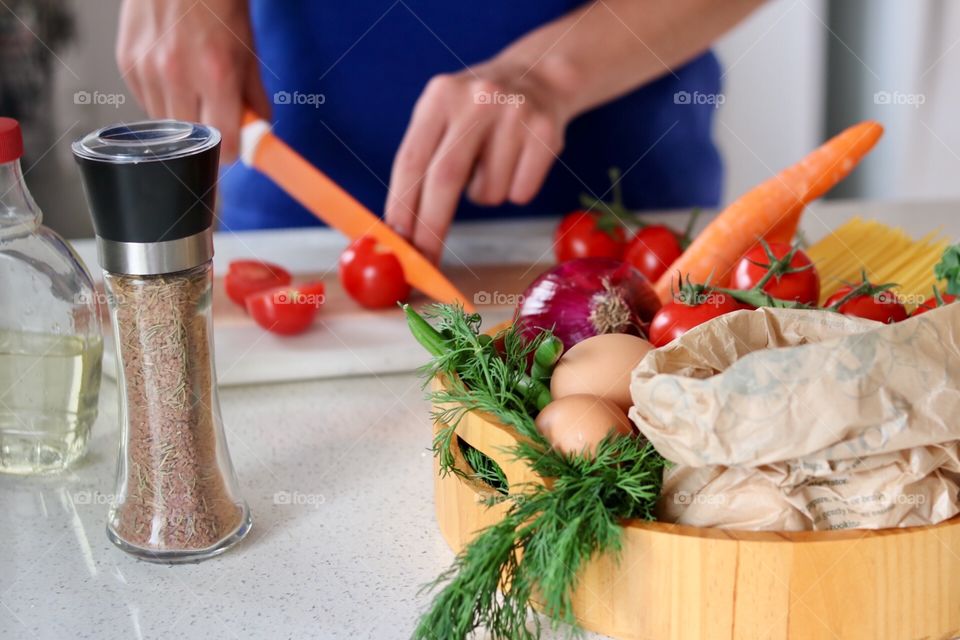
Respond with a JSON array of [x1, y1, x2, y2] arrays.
[[531, 334, 563, 383], [516, 375, 552, 411], [402, 304, 446, 357]]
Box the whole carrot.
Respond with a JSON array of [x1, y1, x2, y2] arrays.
[[654, 121, 884, 303]]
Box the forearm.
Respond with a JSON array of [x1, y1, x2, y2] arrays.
[[489, 0, 764, 120]]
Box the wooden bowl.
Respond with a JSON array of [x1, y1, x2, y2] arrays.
[[432, 383, 960, 640]]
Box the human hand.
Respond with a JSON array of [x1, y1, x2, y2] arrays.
[[115, 0, 270, 162], [384, 61, 571, 262]]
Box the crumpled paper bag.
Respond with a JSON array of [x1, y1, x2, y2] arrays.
[[628, 305, 960, 531]]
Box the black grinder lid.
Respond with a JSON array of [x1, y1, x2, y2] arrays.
[[72, 121, 221, 244]]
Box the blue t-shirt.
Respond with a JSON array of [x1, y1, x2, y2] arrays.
[[220, 1, 723, 230]]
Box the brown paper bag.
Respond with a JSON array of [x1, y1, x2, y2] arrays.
[[629, 305, 960, 531]]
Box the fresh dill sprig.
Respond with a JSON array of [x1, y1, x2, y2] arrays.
[[405, 303, 667, 640], [412, 304, 550, 476], [414, 434, 665, 640]]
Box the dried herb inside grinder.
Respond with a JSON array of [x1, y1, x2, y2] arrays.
[[73, 120, 251, 562]]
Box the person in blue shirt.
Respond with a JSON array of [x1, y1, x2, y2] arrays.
[[116, 0, 762, 262]]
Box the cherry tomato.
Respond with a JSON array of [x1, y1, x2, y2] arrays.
[[912, 293, 956, 316], [623, 225, 683, 281], [731, 243, 819, 305], [339, 236, 411, 309], [648, 292, 744, 347], [224, 260, 292, 308], [554, 210, 626, 263], [824, 285, 907, 324], [245, 281, 326, 336]]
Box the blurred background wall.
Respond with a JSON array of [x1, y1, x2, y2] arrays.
[[5, 0, 958, 239]]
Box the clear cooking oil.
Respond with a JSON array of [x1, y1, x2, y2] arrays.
[[0, 329, 102, 474]]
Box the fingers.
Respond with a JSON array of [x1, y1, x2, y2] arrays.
[[467, 105, 523, 206], [387, 72, 565, 263], [199, 50, 243, 163], [414, 116, 490, 262], [510, 115, 563, 205], [164, 84, 199, 122], [114, 0, 254, 145], [384, 80, 447, 239], [243, 61, 272, 120], [139, 76, 168, 119]]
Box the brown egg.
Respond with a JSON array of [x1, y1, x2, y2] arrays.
[[535, 394, 633, 458], [550, 333, 653, 412]]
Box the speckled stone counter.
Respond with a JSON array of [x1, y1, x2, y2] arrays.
[[3, 202, 958, 639]]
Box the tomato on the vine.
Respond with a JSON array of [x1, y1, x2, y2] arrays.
[[648, 291, 745, 347], [623, 225, 682, 282], [731, 243, 820, 305], [554, 210, 626, 263], [824, 283, 907, 324], [224, 260, 292, 308], [339, 236, 411, 309], [911, 293, 956, 316], [246, 281, 326, 336]]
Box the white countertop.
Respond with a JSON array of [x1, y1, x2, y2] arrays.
[[2, 201, 959, 640]]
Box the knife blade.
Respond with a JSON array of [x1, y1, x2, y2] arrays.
[[239, 111, 475, 311]]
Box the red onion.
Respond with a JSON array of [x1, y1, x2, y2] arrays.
[[514, 258, 661, 349]]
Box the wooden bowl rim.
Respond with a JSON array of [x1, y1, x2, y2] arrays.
[[437, 379, 960, 544]]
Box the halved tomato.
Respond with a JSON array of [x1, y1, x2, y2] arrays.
[[245, 281, 326, 335], [225, 260, 292, 307]]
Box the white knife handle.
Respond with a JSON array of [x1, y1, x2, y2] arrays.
[[239, 117, 271, 167]]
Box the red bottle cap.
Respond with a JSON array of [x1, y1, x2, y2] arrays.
[[0, 118, 24, 163]]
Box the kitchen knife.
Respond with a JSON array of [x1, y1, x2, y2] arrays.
[[239, 111, 475, 311]]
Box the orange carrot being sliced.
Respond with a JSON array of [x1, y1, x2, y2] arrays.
[[654, 121, 884, 304]]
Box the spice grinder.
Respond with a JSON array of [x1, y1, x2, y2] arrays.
[[73, 120, 251, 563]]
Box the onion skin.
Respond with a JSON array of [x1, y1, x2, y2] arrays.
[[514, 258, 661, 350]]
